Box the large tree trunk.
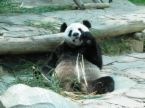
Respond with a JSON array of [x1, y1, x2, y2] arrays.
[[0, 34, 64, 54], [0, 20, 145, 55], [91, 21, 145, 39]]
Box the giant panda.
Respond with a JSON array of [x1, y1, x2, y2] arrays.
[[43, 20, 114, 94]]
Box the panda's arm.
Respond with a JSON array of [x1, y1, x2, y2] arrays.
[[47, 51, 58, 68], [47, 43, 65, 67], [81, 33, 103, 69], [41, 45, 63, 75], [85, 43, 103, 69], [41, 51, 58, 75], [93, 43, 103, 69]]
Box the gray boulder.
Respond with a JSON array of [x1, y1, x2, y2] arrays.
[[0, 84, 80, 108]]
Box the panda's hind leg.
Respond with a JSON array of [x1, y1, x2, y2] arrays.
[[91, 76, 115, 94]]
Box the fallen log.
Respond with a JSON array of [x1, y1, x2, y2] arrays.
[[91, 20, 145, 39], [73, 3, 110, 9], [0, 20, 145, 55], [84, 3, 110, 9], [0, 34, 64, 54]]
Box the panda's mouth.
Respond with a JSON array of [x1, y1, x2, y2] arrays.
[[73, 38, 80, 42], [73, 39, 75, 42], [73, 37, 79, 42], [72, 38, 83, 46]]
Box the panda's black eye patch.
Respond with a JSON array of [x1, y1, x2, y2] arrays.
[[68, 30, 72, 37], [78, 28, 83, 33]]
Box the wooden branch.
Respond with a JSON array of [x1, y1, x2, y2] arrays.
[[0, 20, 145, 55], [73, 0, 85, 9], [73, 3, 110, 9]]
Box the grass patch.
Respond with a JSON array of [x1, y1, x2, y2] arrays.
[[99, 36, 132, 55], [129, 0, 145, 4], [14, 67, 61, 93], [0, 1, 72, 14], [1, 54, 62, 93]]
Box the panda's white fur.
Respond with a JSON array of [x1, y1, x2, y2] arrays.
[[64, 23, 89, 46], [55, 57, 101, 92]]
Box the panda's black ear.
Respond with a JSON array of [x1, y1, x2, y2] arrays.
[[83, 20, 91, 29], [60, 23, 67, 32]]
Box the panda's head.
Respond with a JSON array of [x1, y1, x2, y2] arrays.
[[60, 20, 91, 46]]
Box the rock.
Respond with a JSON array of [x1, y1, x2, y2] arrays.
[[125, 89, 145, 99], [18, 0, 53, 8], [116, 55, 139, 63], [0, 84, 80, 108], [0, 66, 16, 94], [142, 29, 145, 40], [0, 82, 7, 95], [0, 23, 52, 37], [135, 84, 145, 89], [133, 32, 144, 40], [103, 56, 117, 65], [81, 96, 145, 108], [18, 0, 89, 8], [124, 68, 145, 80], [128, 39, 144, 52], [111, 60, 145, 71], [0, 74, 16, 94], [106, 96, 145, 108], [24, 17, 62, 33], [128, 53, 145, 59], [107, 76, 137, 95]]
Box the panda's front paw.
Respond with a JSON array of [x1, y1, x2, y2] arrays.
[[80, 33, 93, 45]]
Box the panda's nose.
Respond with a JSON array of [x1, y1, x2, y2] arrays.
[[73, 33, 79, 37]]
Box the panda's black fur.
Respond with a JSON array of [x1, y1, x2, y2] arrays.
[[43, 20, 114, 94]]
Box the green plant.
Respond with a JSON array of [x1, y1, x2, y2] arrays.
[[13, 65, 62, 93], [129, 0, 145, 4], [0, 1, 72, 14], [99, 36, 131, 55]]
